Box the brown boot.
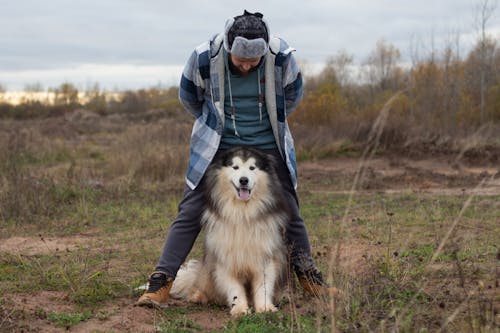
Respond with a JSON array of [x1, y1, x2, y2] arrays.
[[136, 271, 174, 308], [298, 268, 339, 298]]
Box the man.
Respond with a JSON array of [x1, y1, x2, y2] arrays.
[[137, 10, 335, 308]]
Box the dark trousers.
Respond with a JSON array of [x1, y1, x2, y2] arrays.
[[155, 149, 315, 278]]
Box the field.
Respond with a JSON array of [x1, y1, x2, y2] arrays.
[[0, 109, 499, 332]]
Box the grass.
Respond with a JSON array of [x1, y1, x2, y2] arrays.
[[222, 312, 320, 333], [156, 318, 203, 333], [47, 310, 92, 329], [1, 190, 497, 331], [0, 113, 498, 332]]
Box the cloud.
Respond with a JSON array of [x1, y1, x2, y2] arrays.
[[0, 0, 498, 91]]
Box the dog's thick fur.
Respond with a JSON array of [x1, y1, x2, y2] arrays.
[[170, 147, 290, 316]]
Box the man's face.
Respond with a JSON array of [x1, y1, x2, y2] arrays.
[[229, 55, 262, 75]]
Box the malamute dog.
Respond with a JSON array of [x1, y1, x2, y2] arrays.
[[170, 147, 290, 316]]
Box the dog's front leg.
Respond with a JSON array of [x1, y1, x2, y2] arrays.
[[214, 268, 249, 316], [252, 262, 278, 313]]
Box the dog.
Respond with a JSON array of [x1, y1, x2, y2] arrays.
[[169, 146, 290, 316]]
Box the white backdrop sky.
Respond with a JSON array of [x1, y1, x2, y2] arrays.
[[1, 0, 499, 91]]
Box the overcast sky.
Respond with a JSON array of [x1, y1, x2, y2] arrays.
[[1, 0, 499, 91]]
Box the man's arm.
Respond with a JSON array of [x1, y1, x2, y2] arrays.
[[179, 51, 205, 118], [283, 53, 303, 116]]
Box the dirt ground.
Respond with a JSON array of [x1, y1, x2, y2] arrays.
[[1, 154, 499, 332], [299, 155, 500, 195]]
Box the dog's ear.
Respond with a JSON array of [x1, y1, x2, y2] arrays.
[[212, 149, 232, 168], [257, 152, 277, 174]]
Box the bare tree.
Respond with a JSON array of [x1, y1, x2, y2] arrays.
[[365, 39, 401, 91], [406, 30, 444, 131], [0, 83, 5, 103], [54, 82, 79, 106], [24, 83, 44, 93], [474, 0, 498, 123], [441, 29, 463, 130], [325, 49, 354, 87], [85, 82, 107, 114], [22, 83, 44, 103]]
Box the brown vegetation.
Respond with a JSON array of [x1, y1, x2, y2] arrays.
[[293, 38, 500, 157], [1, 38, 499, 156]]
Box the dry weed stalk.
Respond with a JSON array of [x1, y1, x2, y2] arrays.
[[453, 122, 495, 165], [321, 88, 496, 331], [436, 292, 473, 333], [391, 172, 495, 332], [339, 90, 405, 226], [326, 90, 405, 332]]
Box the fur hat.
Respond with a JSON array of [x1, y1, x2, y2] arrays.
[[223, 10, 270, 58]]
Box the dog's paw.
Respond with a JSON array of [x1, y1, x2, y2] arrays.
[[255, 304, 278, 313], [230, 304, 250, 316]]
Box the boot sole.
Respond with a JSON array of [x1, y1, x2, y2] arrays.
[[136, 297, 169, 309]]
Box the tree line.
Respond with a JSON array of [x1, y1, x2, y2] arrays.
[[293, 36, 500, 140], [0, 34, 498, 146], [0, 84, 181, 119]]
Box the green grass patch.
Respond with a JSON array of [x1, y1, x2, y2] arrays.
[[156, 318, 203, 333], [0, 249, 129, 306], [47, 310, 92, 328], [222, 312, 322, 333]]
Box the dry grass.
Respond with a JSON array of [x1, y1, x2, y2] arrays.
[[0, 105, 499, 332]]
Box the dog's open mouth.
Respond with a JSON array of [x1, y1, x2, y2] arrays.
[[233, 184, 252, 201], [238, 187, 251, 201]]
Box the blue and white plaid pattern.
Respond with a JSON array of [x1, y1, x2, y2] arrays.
[[179, 33, 303, 190]]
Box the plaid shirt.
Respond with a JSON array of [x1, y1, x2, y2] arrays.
[[179, 33, 303, 190]]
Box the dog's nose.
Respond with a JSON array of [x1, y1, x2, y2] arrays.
[[239, 177, 249, 186]]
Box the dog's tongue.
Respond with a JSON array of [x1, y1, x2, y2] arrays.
[[238, 188, 251, 201]]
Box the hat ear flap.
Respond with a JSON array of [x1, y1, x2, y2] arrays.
[[260, 17, 270, 42], [223, 17, 235, 52]]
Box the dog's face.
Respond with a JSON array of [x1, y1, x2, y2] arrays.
[[225, 155, 259, 201], [207, 147, 276, 204]]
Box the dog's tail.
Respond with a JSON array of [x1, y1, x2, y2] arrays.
[[169, 259, 201, 299]]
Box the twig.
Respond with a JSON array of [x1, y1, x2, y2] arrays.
[[0, 306, 16, 329], [436, 292, 473, 333]]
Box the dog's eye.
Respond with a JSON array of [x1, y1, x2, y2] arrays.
[[232, 166, 239, 170], [249, 166, 256, 170]]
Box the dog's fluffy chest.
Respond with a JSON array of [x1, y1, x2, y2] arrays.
[[203, 211, 285, 268]]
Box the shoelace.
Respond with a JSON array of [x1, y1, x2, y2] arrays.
[[303, 269, 326, 286], [146, 273, 166, 293]]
